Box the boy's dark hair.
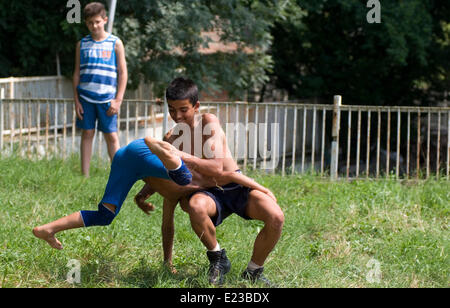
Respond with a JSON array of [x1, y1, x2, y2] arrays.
[[84, 2, 107, 19], [166, 77, 199, 106]]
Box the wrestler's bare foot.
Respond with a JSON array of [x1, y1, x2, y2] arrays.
[[144, 136, 174, 156], [144, 137, 182, 170], [32, 226, 63, 250]]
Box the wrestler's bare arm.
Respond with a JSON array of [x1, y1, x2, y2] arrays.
[[213, 171, 277, 202], [142, 176, 203, 201], [142, 138, 276, 201]]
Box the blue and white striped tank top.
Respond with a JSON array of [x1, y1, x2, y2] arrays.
[[77, 34, 118, 104]]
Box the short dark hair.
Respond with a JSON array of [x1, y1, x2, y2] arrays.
[[84, 2, 107, 20], [165, 77, 199, 106]]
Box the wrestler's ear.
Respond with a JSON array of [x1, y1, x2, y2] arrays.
[[193, 101, 200, 112]]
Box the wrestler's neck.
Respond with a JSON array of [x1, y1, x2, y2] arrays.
[[184, 113, 203, 130]]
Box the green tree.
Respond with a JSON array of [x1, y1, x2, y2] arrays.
[[0, 0, 277, 99], [115, 0, 277, 98], [270, 0, 450, 106], [0, 0, 86, 77]]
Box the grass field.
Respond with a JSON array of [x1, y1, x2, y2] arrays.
[[0, 155, 448, 288]]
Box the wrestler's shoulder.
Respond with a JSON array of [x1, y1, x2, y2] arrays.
[[201, 112, 220, 124]]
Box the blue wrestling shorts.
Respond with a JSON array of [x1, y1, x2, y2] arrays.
[[190, 171, 252, 227]]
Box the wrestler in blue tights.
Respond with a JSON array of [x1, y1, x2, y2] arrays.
[[80, 138, 192, 227]]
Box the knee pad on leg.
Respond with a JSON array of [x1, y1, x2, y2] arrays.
[[167, 159, 192, 186], [80, 203, 116, 227]]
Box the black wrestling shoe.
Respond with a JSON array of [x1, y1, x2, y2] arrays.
[[206, 249, 231, 285], [241, 267, 275, 287]]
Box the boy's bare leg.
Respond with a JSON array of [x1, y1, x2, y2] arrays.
[[244, 190, 284, 266], [81, 129, 95, 177], [103, 132, 120, 161], [144, 137, 181, 170], [32, 212, 84, 250], [180, 194, 219, 250], [33, 204, 117, 250]]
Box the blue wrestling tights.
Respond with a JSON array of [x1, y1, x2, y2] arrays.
[[80, 202, 116, 227]]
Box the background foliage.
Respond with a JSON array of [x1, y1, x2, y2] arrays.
[[0, 0, 449, 104], [270, 0, 450, 106]]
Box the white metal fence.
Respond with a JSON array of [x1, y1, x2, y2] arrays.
[[0, 76, 156, 100], [1, 96, 449, 180], [330, 96, 450, 180], [0, 76, 70, 98], [0, 98, 165, 160]]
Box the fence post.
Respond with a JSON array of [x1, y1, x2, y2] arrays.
[[330, 95, 342, 180], [9, 77, 14, 99]]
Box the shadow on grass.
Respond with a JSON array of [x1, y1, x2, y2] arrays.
[[119, 258, 207, 288]]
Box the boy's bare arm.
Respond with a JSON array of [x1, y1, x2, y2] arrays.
[[73, 41, 83, 120], [162, 198, 178, 273], [108, 39, 128, 116], [158, 136, 275, 201], [148, 134, 269, 198], [115, 39, 128, 101], [215, 171, 277, 202]]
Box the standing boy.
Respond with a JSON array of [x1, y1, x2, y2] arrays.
[[73, 2, 128, 177]]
